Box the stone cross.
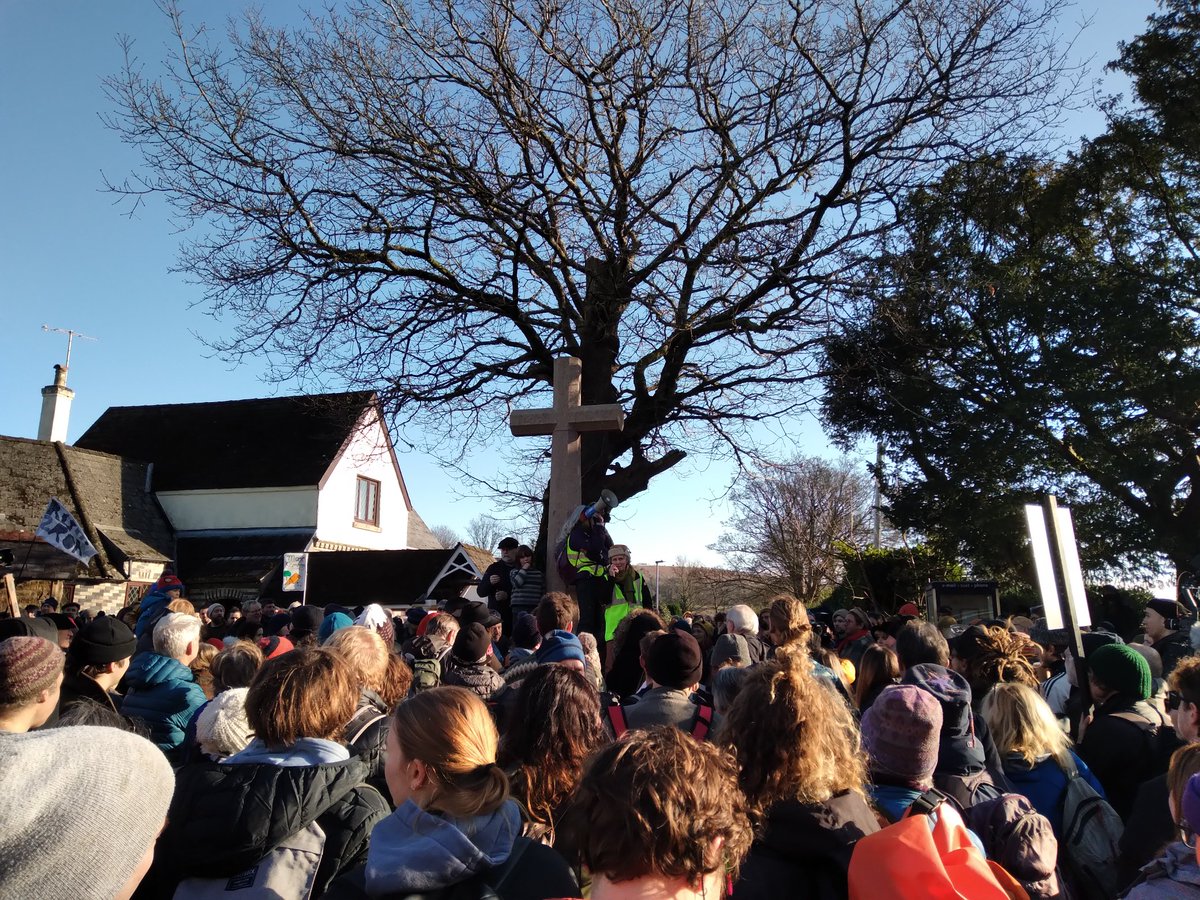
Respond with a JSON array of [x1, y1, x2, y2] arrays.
[[510, 356, 625, 591]]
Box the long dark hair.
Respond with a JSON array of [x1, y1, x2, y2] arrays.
[[854, 643, 900, 709], [498, 665, 605, 838]]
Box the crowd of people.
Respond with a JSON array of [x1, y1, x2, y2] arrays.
[[4, 542, 1200, 899]]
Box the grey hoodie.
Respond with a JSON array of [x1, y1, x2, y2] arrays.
[[365, 798, 523, 894]]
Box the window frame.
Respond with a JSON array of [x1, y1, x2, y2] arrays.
[[354, 475, 381, 527]]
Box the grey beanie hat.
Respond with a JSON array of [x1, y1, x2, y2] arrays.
[[0, 725, 175, 899], [710, 632, 751, 669]]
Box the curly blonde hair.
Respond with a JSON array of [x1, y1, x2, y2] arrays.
[[716, 648, 867, 818]]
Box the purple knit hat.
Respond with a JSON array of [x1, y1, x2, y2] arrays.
[[1181, 771, 1200, 835], [860, 684, 944, 784]]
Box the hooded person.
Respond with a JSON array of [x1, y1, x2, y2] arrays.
[[133, 573, 186, 639], [324, 686, 578, 900], [901, 663, 1008, 807], [320, 611, 355, 644], [0, 724, 175, 900], [1077, 642, 1176, 820]]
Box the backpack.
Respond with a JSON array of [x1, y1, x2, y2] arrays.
[[553, 537, 578, 587], [174, 820, 325, 899], [933, 767, 1005, 812], [964, 794, 1063, 899], [1057, 754, 1123, 899], [848, 790, 1028, 900], [602, 692, 714, 742], [410, 656, 442, 694]]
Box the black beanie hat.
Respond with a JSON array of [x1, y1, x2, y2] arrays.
[[647, 631, 703, 689], [70, 617, 136, 664], [453, 622, 492, 663], [290, 605, 324, 635]]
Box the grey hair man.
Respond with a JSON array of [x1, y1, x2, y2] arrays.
[[713, 604, 769, 667]]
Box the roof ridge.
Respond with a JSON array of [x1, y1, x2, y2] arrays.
[[95, 389, 376, 413]]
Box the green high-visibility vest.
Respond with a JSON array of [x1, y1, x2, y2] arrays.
[[604, 572, 647, 640]]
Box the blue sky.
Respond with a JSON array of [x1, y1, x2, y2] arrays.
[[0, 0, 1159, 567]]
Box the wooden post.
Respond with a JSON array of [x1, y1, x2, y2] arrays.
[[4, 573, 19, 619], [510, 357, 624, 591]]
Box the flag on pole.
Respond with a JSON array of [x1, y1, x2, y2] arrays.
[[35, 498, 98, 564]]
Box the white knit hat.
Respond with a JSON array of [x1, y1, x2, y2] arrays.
[[0, 725, 175, 900], [195, 687, 254, 760]]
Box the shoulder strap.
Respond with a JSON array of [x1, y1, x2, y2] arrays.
[[489, 836, 533, 893], [1058, 753, 1079, 780], [905, 788, 948, 819], [601, 692, 629, 737], [346, 707, 388, 745], [690, 704, 714, 741]]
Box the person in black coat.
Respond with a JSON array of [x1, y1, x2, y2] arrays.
[[478, 537, 520, 639], [137, 647, 390, 898], [717, 649, 880, 899], [1077, 643, 1175, 821]]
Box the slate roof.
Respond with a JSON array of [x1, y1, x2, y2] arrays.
[[75, 392, 377, 492], [0, 436, 174, 581]]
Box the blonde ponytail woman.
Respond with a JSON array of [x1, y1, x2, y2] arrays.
[[327, 686, 577, 900]]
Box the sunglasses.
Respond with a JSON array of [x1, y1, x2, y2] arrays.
[[1166, 690, 1195, 712]]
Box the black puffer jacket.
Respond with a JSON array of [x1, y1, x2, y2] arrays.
[[732, 791, 880, 900], [139, 756, 389, 898], [344, 688, 391, 799]]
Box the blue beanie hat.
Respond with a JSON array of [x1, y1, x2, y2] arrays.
[[535, 630, 585, 666], [318, 612, 353, 644]]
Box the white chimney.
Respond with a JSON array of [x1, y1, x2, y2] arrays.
[[38, 364, 74, 442]]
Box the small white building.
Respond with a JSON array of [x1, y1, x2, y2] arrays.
[[76, 392, 442, 603]]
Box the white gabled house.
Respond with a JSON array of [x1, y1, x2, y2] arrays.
[[75, 391, 443, 603]]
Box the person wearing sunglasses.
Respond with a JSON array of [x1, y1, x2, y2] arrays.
[[1120, 655, 1200, 888]]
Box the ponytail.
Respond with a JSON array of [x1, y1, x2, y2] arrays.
[[392, 687, 511, 818]]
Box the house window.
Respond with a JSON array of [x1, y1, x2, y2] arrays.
[[354, 476, 381, 526]]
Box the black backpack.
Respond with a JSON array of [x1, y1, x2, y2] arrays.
[[932, 767, 1005, 812]]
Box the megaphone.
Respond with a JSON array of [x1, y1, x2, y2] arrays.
[[556, 490, 621, 549], [584, 489, 619, 522]]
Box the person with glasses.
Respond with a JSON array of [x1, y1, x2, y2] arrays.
[[1121, 656, 1200, 888]]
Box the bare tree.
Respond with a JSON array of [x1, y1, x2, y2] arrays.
[[106, 0, 1074, 542], [465, 514, 513, 550], [429, 524, 462, 549], [716, 455, 873, 605]]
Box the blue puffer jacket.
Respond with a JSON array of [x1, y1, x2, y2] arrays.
[[123, 653, 207, 760]]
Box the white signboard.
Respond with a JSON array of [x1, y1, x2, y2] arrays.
[[282, 553, 308, 593], [1025, 503, 1091, 630]]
